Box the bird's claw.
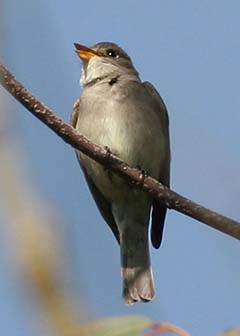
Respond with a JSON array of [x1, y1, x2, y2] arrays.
[[136, 165, 147, 186], [104, 146, 113, 180], [127, 165, 147, 189]]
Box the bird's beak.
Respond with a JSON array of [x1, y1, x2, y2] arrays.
[[74, 43, 100, 61]]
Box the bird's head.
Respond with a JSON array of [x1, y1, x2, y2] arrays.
[[74, 42, 139, 86]]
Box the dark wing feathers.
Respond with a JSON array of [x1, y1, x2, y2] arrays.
[[143, 82, 171, 249], [70, 99, 120, 244], [78, 157, 120, 243]]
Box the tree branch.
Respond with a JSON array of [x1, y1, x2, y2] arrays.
[[1, 63, 240, 240]]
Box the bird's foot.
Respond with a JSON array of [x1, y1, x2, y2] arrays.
[[103, 146, 113, 180], [136, 166, 147, 187], [127, 165, 147, 189]]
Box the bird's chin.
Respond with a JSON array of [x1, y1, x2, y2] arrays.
[[82, 57, 119, 85], [80, 56, 139, 87]]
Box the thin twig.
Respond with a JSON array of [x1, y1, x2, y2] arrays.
[[145, 322, 190, 336], [0, 63, 240, 240]]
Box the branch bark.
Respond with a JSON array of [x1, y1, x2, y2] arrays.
[[0, 63, 240, 240]]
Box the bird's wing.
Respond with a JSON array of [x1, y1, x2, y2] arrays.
[[70, 99, 120, 243], [70, 98, 80, 127], [143, 82, 171, 249]]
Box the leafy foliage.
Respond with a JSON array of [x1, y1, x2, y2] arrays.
[[78, 316, 190, 336]]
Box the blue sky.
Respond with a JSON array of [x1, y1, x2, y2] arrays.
[[1, 1, 240, 335]]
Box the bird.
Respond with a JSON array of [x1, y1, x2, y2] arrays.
[[71, 42, 171, 304]]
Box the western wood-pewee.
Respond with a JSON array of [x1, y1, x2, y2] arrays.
[[71, 42, 170, 304]]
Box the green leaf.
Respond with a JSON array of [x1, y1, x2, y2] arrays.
[[79, 315, 153, 336]]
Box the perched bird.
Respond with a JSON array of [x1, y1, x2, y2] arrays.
[[71, 42, 170, 304]]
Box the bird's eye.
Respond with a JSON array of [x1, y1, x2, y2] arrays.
[[106, 49, 119, 58]]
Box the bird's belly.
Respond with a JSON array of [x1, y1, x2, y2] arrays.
[[77, 94, 165, 201]]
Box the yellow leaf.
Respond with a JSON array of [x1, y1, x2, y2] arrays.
[[222, 329, 240, 336]]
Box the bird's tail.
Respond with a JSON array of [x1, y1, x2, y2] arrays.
[[122, 265, 155, 304], [120, 230, 155, 304]]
